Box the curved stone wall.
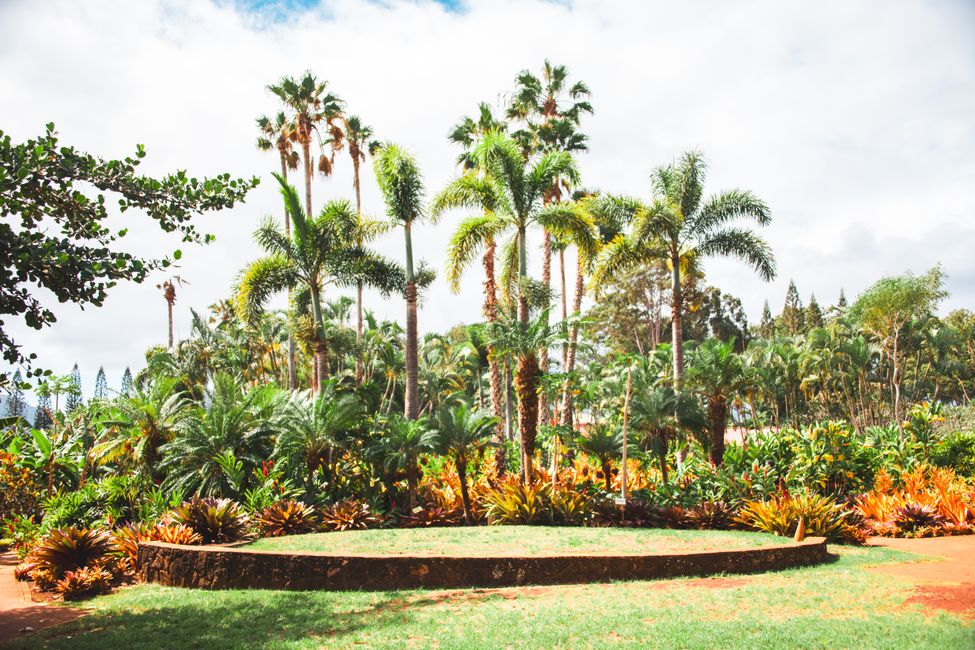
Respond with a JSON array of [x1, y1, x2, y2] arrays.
[[138, 536, 828, 591]]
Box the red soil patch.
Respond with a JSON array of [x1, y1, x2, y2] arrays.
[[868, 535, 975, 618], [0, 552, 87, 641]]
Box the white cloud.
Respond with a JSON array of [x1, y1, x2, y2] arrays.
[[1, 0, 973, 394]]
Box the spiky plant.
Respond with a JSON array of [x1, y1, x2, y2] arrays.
[[320, 500, 380, 532], [55, 566, 114, 600], [894, 503, 945, 538], [29, 528, 112, 579], [685, 501, 738, 530], [398, 506, 464, 528], [484, 480, 552, 525], [169, 498, 252, 544], [257, 499, 317, 537]]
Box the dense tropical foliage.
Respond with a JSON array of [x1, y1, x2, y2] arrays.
[[3, 61, 975, 603]]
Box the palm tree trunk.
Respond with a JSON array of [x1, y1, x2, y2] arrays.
[[517, 227, 529, 324], [457, 458, 474, 524], [708, 395, 728, 466], [560, 257, 586, 427], [309, 286, 328, 392], [671, 256, 684, 388], [538, 231, 552, 429], [167, 300, 174, 349], [483, 238, 505, 473], [559, 248, 568, 370], [302, 138, 313, 219], [516, 352, 539, 484], [404, 223, 420, 420], [355, 282, 364, 385]]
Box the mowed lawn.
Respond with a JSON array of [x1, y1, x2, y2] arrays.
[[246, 525, 785, 556], [6, 541, 974, 649]]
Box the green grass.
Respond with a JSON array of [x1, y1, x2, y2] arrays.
[[246, 525, 785, 556], [6, 541, 973, 649]]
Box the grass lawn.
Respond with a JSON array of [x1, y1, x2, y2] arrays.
[[5, 541, 973, 649], [246, 525, 785, 556]]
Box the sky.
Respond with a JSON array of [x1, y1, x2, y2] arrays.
[[1, 0, 974, 396]]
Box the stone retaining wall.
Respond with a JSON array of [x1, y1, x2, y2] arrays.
[[138, 536, 828, 591]]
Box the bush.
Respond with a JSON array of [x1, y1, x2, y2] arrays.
[[737, 492, 857, 543], [931, 431, 975, 478], [29, 527, 112, 579], [54, 566, 114, 600], [168, 498, 251, 544], [484, 481, 552, 525], [256, 499, 317, 537], [320, 500, 380, 532]]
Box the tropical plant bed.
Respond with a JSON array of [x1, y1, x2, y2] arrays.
[[246, 525, 786, 557]]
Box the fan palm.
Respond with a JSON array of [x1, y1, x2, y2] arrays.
[[592, 152, 775, 388], [426, 403, 498, 522], [373, 143, 427, 420], [256, 111, 301, 389], [236, 175, 402, 392], [267, 72, 344, 218]]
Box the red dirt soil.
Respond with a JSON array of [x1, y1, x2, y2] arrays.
[[868, 535, 975, 619], [0, 551, 87, 642]]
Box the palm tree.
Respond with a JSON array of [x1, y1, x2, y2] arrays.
[[275, 385, 363, 497], [373, 143, 427, 420], [267, 72, 344, 219], [371, 414, 431, 509], [236, 174, 402, 392], [592, 152, 775, 389], [426, 403, 498, 523], [93, 377, 192, 481], [685, 338, 745, 466], [573, 422, 622, 491], [507, 61, 592, 423], [257, 111, 301, 389], [341, 116, 381, 385], [629, 384, 707, 483]]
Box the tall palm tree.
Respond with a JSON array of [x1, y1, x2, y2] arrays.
[[339, 115, 384, 385], [436, 102, 508, 460], [236, 175, 402, 392], [257, 111, 301, 389], [426, 403, 498, 523], [507, 61, 592, 424], [685, 338, 745, 466], [592, 152, 775, 389], [267, 73, 344, 219], [373, 143, 427, 420]]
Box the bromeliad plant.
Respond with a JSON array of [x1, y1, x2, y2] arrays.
[[256, 499, 317, 537], [168, 497, 252, 544]]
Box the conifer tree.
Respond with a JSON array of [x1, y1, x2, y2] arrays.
[[805, 293, 825, 331], [4, 370, 27, 418], [34, 393, 53, 429], [94, 367, 108, 400], [120, 367, 134, 396], [759, 300, 775, 339], [779, 279, 805, 335], [837, 288, 848, 309], [66, 363, 83, 412]]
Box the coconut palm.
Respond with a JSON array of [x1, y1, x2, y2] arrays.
[[592, 152, 775, 389], [685, 338, 745, 466], [236, 174, 402, 392], [373, 143, 427, 420], [267, 72, 344, 218], [426, 403, 498, 523], [256, 110, 301, 389]]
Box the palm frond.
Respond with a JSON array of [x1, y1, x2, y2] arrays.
[[445, 213, 511, 293], [695, 227, 777, 281]]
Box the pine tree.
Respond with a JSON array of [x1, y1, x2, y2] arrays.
[[66, 363, 83, 412], [34, 393, 53, 429], [759, 300, 775, 339], [94, 367, 108, 400], [4, 370, 28, 418], [837, 288, 848, 309], [120, 367, 133, 396], [779, 279, 805, 335], [805, 293, 824, 331]]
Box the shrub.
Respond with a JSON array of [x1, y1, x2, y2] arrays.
[[398, 505, 463, 528], [256, 499, 317, 537], [320, 500, 380, 532], [484, 481, 551, 525], [932, 431, 975, 478], [169, 498, 251, 544], [737, 492, 855, 542], [550, 488, 592, 525], [55, 566, 114, 601], [685, 501, 738, 530], [0, 451, 40, 523], [591, 497, 663, 528], [29, 527, 112, 579]]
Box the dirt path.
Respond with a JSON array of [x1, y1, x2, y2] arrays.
[[868, 535, 975, 618], [0, 552, 87, 643]]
